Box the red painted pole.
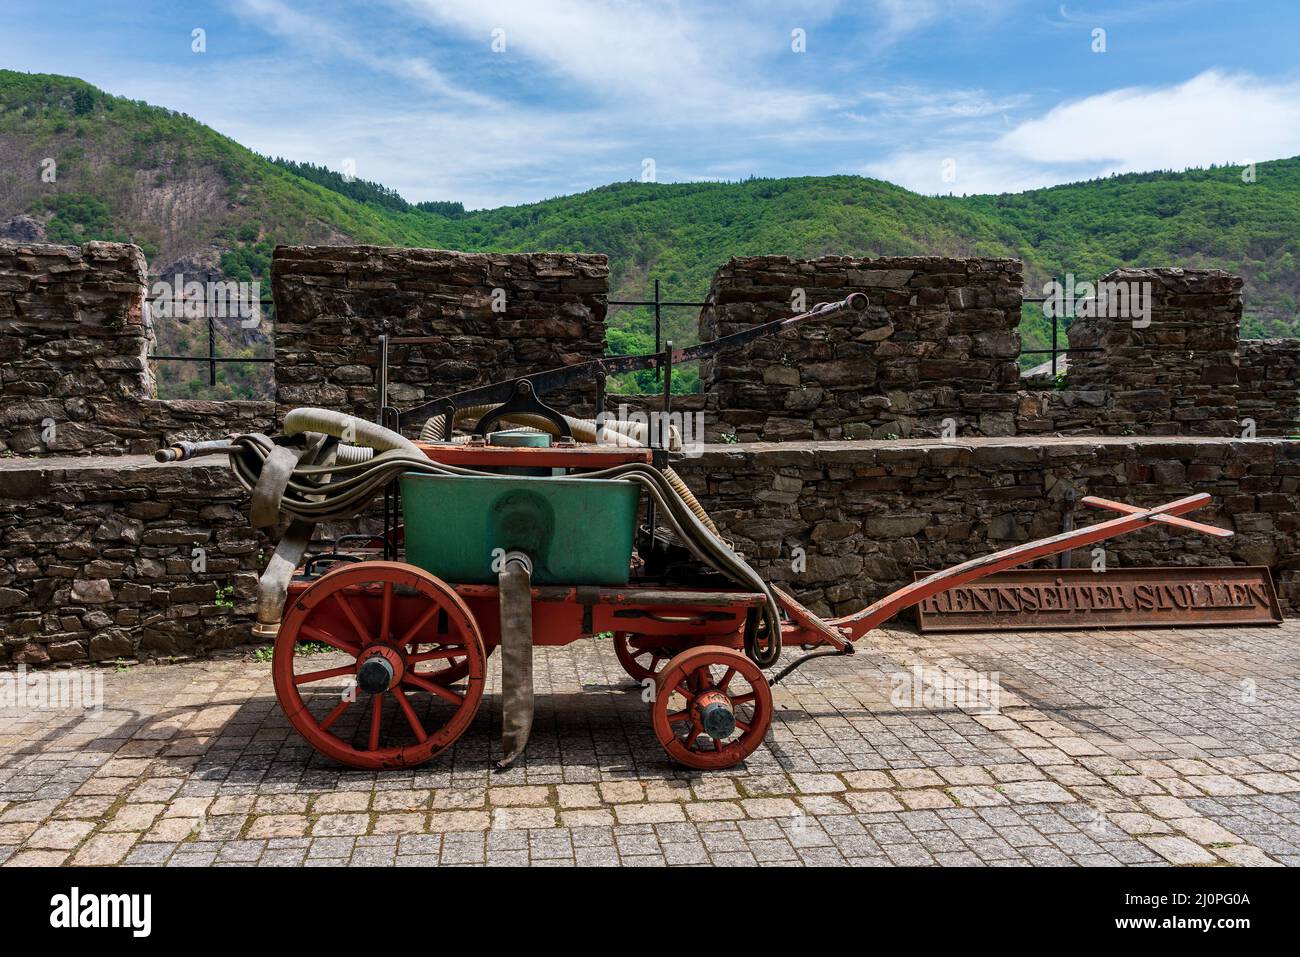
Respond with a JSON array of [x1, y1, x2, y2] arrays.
[[828, 493, 1226, 641]]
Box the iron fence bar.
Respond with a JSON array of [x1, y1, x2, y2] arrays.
[[1021, 348, 1100, 355], [608, 300, 706, 306], [144, 284, 275, 371], [1019, 288, 1087, 375], [654, 278, 661, 381], [607, 283, 708, 383], [150, 355, 274, 362], [1050, 309, 1059, 378]]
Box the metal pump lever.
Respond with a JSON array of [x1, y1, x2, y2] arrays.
[[399, 292, 872, 431]]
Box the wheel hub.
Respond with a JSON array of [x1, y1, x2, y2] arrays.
[[356, 645, 404, 694], [694, 689, 736, 740]]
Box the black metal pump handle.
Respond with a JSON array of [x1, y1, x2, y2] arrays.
[[470, 379, 573, 441]]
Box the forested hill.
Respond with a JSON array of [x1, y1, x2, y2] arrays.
[[2, 70, 1297, 397], [963, 161, 1300, 329]]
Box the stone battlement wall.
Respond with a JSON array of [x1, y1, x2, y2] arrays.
[[1240, 339, 1300, 437], [2, 242, 1289, 454], [0, 241, 153, 455], [0, 241, 277, 455], [0, 455, 268, 665], [673, 436, 1298, 620], [2, 436, 1295, 666]]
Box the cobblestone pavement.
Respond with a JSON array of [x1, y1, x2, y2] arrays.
[[2, 620, 1297, 867]]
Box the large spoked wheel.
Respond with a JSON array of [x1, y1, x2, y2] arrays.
[[613, 633, 678, 683], [429, 643, 495, 686], [273, 561, 485, 770], [650, 645, 773, 770]]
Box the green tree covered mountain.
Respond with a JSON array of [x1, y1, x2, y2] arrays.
[[2, 70, 1296, 397]]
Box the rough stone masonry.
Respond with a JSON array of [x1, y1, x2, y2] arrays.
[[0, 455, 266, 666], [0, 241, 154, 455], [1240, 338, 1300, 437], [1067, 268, 1244, 436], [674, 436, 1300, 620], [2, 435, 1295, 665], [0, 240, 276, 455], [271, 245, 610, 427], [699, 255, 1024, 441]]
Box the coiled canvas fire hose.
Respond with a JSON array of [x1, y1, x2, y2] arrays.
[[216, 407, 784, 668], [496, 550, 534, 769]]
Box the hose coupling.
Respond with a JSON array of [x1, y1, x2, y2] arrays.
[[500, 550, 534, 576]]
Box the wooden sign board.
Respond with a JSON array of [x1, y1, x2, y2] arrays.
[[914, 565, 1282, 633]]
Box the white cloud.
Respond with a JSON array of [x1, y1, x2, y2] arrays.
[[1052, 2, 1195, 27], [866, 70, 1300, 195], [1000, 70, 1300, 170], [231, 0, 497, 109], [211, 0, 851, 204], [852, 87, 1030, 122], [391, 0, 839, 124], [874, 0, 959, 36]]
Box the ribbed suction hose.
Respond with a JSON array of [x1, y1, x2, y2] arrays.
[[662, 466, 721, 537], [418, 405, 679, 451], [284, 407, 420, 457]]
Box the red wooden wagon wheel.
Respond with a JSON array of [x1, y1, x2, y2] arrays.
[[429, 643, 494, 686], [612, 633, 678, 683], [649, 645, 773, 770], [273, 561, 486, 770]]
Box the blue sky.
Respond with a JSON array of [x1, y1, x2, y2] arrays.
[[4, 1, 1299, 208]]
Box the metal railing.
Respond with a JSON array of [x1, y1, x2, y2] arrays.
[[142, 273, 274, 384], [608, 284, 1093, 382], [145, 278, 1089, 387], [146, 291, 275, 387], [148, 281, 713, 390], [1018, 293, 1099, 379], [608, 278, 707, 380]]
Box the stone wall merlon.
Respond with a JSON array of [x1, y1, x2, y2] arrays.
[[272, 245, 609, 426], [1240, 339, 1300, 437], [0, 240, 152, 455], [1066, 267, 1244, 436], [700, 255, 1025, 442], [0, 240, 277, 456]]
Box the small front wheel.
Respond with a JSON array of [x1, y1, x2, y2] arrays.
[[649, 645, 773, 770]]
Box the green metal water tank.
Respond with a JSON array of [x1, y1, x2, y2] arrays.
[[400, 472, 640, 585]]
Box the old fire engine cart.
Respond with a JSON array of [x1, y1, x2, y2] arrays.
[[157, 292, 1231, 771]]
